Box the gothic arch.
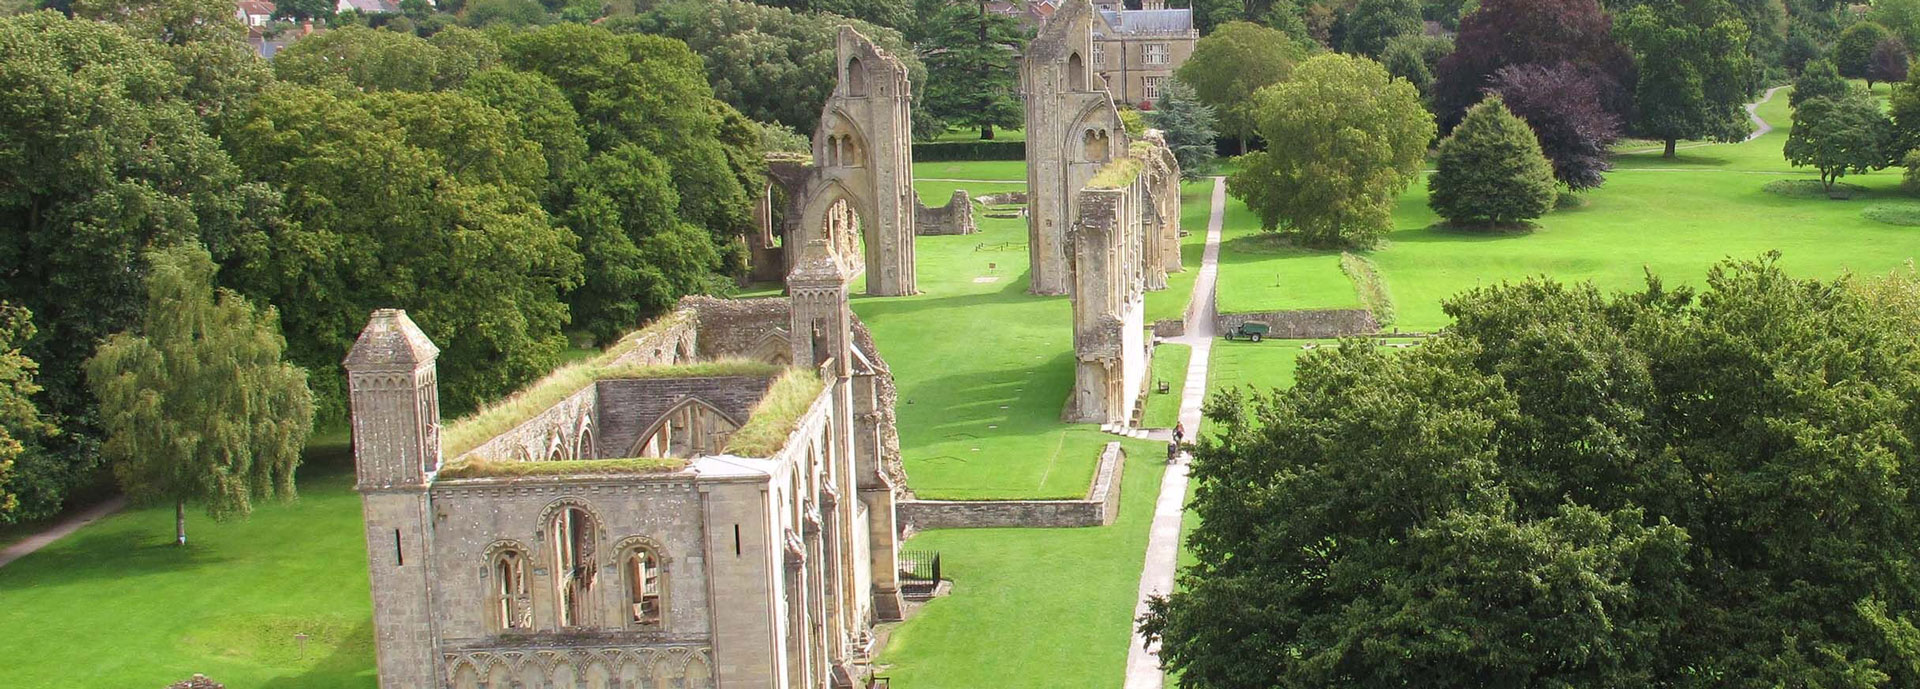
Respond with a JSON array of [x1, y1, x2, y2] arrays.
[[747, 330, 792, 365], [794, 179, 876, 266], [1067, 52, 1087, 91], [1063, 99, 1126, 164], [846, 56, 869, 97], [629, 397, 743, 459]]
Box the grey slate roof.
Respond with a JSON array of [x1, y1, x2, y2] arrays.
[[1099, 8, 1193, 35]]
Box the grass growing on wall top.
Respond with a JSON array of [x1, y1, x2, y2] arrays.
[[436, 457, 688, 479], [1340, 251, 1395, 326], [1087, 155, 1144, 189], [441, 359, 783, 461], [724, 368, 826, 458]]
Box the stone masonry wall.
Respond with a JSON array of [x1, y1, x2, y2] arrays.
[[898, 442, 1125, 531], [683, 297, 790, 361], [461, 385, 597, 462], [593, 377, 776, 459], [913, 189, 976, 236], [1214, 309, 1379, 339]]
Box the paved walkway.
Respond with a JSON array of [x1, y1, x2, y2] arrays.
[[0, 495, 127, 569], [1123, 176, 1226, 689]]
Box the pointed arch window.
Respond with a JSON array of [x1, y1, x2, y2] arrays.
[[549, 506, 596, 628], [621, 543, 667, 629], [489, 546, 531, 631], [632, 399, 742, 459]]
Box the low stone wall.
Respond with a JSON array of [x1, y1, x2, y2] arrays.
[[1214, 309, 1379, 339], [898, 442, 1126, 531], [976, 191, 1029, 206], [1151, 318, 1185, 339], [914, 190, 976, 236]]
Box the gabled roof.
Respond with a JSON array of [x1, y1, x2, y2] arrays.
[[1096, 8, 1193, 35], [336, 0, 398, 13]]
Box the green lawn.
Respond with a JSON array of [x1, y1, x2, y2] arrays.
[[875, 439, 1165, 688], [929, 127, 1026, 143], [1143, 180, 1216, 323], [1142, 344, 1190, 429], [0, 444, 377, 689], [856, 172, 1115, 500], [1212, 198, 1362, 314]]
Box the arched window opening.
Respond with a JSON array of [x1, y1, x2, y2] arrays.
[[822, 196, 863, 260], [551, 507, 596, 628], [1067, 52, 1087, 91], [847, 56, 869, 97], [492, 549, 531, 631], [632, 400, 742, 459], [577, 427, 596, 461], [1083, 129, 1111, 162], [624, 547, 665, 628]]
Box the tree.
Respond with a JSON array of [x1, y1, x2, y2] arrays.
[[1428, 95, 1557, 226], [1835, 21, 1894, 82], [86, 244, 312, 546], [562, 145, 723, 345], [1227, 54, 1434, 248], [1175, 21, 1309, 151], [1148, 81, 1220, 178], [1871, 37, 1911, 88], [1146, 256, 1920, 688], [1791, 58, 1849, 108], [1888, 62, 1920, 154], [614, 1, 925, 137], [919, 2, 1026, 139], [1339, 0, 1421, 57], [1379, 34, 1452, 101], [1432, 0, 1633, 130], [273, 0, 333, 21], [221, 84, 582, 414], [1489, 62, 1623, 190], [753, 0, 912, 31], [1785, 86, 1895, 192], [0, 305, 50, 520], [1617, 0, 1755, 157], [1871, 0, 1920, 47], [272, 25, 449, 92], [0, 12, 273, 518]]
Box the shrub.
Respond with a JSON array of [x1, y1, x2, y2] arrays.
[[911, 140, 1025, 161], [1428, 95, 1557, 227]]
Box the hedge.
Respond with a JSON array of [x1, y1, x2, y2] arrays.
[[913, 140, 1026, 161]]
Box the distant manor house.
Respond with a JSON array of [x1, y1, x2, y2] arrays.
[[993, 0, 1197, 107]]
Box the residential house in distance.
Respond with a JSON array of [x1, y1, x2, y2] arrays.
[[235, 0, 275, 28], [336, 0, 401, 14]]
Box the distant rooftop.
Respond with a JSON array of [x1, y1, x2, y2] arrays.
[[1097, 8, 1194, 36]]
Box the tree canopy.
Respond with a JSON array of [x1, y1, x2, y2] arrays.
[[1428, 95, 1558, 226], [1489, 62, 1623, 190], [1339, 0, 1422, 57], [1227, 53, 1434, 249], [1148, 81, 1220, 178], [1147, 256, 1920, 688], [87, 244, 312, 545], [1432, 0, 1633, 130], [1791, 58, 1849, 108], [1835, 21, 1894, 83], [1785, 85, 1895, 192], [1175, 21, 1309, 148], [918, 2, 1026, 139], [1616, 0, 1755, 157]]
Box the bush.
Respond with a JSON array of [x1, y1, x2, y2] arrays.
[[1428, 95, 1557, 227], [911, 140, 1025, 161], [1904, 149, 1920, 195]]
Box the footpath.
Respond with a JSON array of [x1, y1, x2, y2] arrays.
[[1123, 176, 1225, 689]]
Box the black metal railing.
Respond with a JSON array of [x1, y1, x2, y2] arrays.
[[899, 549, 942, 582]]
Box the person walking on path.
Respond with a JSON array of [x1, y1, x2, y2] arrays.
[[1172, 422, 1184, 446]]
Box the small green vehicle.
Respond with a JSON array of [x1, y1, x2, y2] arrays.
[[1225, 321, 1271, 342]]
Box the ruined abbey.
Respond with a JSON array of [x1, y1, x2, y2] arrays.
[[348, 10, 1182, 688]]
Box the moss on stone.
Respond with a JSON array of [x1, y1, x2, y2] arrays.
[[724, 368, 827, 458], [1087, 155, 1144, 189], [436, 457, 688, 479]]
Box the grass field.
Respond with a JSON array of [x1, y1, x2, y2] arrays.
[[1213, 199, 1362, 314], [874, 439, 1165, 688], [1144, 180, 1216, 323], [0, 441, 377, 689], [1142, 344, 1190, 428], [911, 159, 1026, 182]]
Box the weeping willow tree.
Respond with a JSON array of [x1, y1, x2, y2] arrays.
[[86, 244, 314, 546]]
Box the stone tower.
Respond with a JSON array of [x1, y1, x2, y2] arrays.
[[343, 309, 442, 689], [1023, 0, 1128, 296], [797, 26, 918, 297]]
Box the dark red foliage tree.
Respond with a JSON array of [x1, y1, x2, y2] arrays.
[[1871, 37, 1912, 88], [1431, 0, 1635, 131], [1488, 63, 1623, 190]]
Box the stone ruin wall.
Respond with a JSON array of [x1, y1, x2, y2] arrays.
[[897, 442, 1126, 531], [913, 189, 976, 236], [1214, 308, 1381, 339]]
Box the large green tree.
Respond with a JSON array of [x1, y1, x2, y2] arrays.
[[613, 1, 926, 138], [1338, 0, 1422, 57], [1226, 53, 1433, 248], [1616, 0, 1755, 157], [221, 84, 583, 414], [0, 11, 274, 517], [1785, 85, 1895, 192], [919, 1, 1026, 139], [1427, 95, 1556, 226], [1791, 58, 1849, 108], [1147, 256, 1920, 688], [86, 244, 312, 546], [0, 304, 50, 520], [1835, 21, 1894, 82], [1175, 21, 1309, 152]]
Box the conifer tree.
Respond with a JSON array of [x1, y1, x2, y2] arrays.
[[1148, 81, 1219, 178], [1429, 95, 1557, 227], [87, 245, 314, 546]]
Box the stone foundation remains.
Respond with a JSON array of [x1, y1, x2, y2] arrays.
[[1214, 309, 1380, 338], [897, 442, 1125, 531], [912, 189, 976, 235]]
